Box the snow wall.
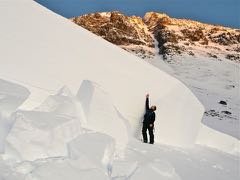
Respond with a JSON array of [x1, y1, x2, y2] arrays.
[[0, 0, 204, 148]]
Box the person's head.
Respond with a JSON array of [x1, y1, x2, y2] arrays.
[[151, 105, 157, 111]]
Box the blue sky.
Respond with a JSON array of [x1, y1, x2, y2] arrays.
[[36, 0, 240, 28]]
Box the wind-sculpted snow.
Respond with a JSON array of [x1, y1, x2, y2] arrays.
[[0, 0, 204, 147]]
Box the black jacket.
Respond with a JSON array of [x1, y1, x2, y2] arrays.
[[143, 97, 155, 124]]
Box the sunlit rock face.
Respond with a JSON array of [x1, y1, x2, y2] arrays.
[[144, 12, 240, 61], [72, 12, 240, 62], [71, 11, 155, 59]]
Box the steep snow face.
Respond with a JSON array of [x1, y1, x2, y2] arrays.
[[0, 0, 204, 147], [76, 80, 129, 150]]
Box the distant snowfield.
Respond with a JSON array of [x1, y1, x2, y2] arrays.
[[0, 0, 239, 180]]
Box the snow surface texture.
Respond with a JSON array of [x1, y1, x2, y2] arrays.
[[0, 0, 239, 180], [0, 0, 204, 147]]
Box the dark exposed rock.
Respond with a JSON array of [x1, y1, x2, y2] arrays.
[[204, 110, 220, 117], [143, 12, 240, 61], [221, 111, 232, 115], [219, 100, 227, 105], [226, 54, 240, 62], [207, 53, 218, 59], [188, 51, 195, 56]]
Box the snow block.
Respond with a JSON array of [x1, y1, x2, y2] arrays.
[[76, 80, 129, 150], [68, 132, 115, 169], [34, 86, 78, 117], [6, 111, 82, 161], [6, 89, 82, 161], [0, 79, 30, 153]]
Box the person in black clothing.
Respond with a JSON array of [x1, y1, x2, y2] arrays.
[[142, 94, 156, 144]]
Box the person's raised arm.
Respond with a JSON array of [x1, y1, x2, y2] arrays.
[[146, 94, 150, 110]]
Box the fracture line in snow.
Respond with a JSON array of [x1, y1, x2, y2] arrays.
[[0, 75, 57, 94]]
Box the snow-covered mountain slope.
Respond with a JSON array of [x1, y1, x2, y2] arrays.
[[0, 0, 239, 180]]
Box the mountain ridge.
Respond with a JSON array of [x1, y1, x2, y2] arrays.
[[71, 11, 240, 62]]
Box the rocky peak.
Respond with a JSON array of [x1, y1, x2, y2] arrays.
[[71, 11, 240, 62], [143, 12, 240, 61], [144, 12, 170, 30], [71, 11, 155, 58]]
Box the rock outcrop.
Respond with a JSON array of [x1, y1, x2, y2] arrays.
[[71, 12, 240, 62], [144, 12, 240, 61], [71, 12, 155, 59]]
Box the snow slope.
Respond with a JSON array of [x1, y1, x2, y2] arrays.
[[0, 0, 204, 147]]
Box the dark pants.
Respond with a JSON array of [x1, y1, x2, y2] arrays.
[[142, 123, 154, 144]]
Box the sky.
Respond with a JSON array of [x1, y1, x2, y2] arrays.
[[36, 0, 240, 28]]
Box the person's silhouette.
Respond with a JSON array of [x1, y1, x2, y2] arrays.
[[142, 94, 156, 144]]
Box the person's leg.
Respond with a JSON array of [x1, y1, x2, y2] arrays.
[[148, 126, 154, 144], [142, 123, 148, 143]]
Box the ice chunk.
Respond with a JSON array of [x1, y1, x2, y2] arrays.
[[76, 80, 129, 150]]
